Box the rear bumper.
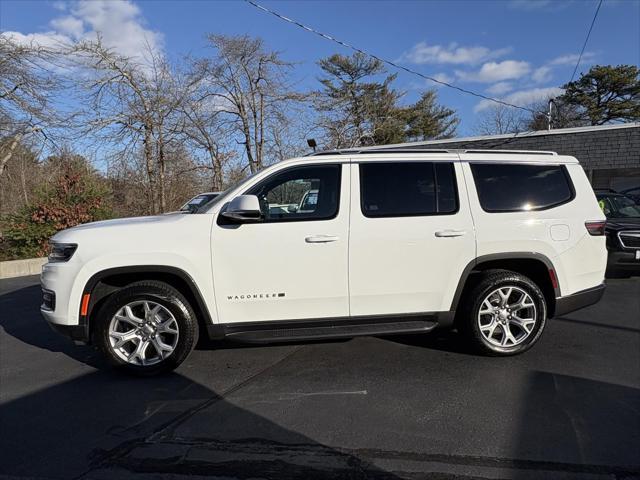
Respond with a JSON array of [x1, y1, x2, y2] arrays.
[[554, 284, 605, 318]]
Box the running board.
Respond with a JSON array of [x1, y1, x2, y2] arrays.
[[222, 319, 438, 344]]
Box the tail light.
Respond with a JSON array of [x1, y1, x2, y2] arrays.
[[585, 220, 606, 236]]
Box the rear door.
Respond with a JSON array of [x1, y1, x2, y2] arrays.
[[348, 157, 476, 316]]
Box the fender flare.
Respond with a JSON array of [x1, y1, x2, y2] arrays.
[[449, 252, 560, 313], [79, 265, 214, 340]]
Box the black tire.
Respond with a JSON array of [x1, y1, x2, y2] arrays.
[[92, 280, 199, 376], [458, 270, 547, 356]]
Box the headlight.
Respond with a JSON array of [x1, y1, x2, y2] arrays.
[[48, 242, 78, 263]]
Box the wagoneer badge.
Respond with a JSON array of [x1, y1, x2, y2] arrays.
[[227, 293, 286, 301]]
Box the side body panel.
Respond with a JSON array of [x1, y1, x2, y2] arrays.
[[460, 155, 606, 296], [41, 214, 218, 326], [210, 164, 351, 323], [348, 157, 477, 315]]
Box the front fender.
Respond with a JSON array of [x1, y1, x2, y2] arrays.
[[67, 253, 218, 328]]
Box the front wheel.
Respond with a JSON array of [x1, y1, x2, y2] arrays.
[[93, 280, 199, 375], [458, 270, 547, 356]]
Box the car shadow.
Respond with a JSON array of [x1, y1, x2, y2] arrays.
[[0, 370, 405, 479], [0, 283, 106, 368], [510, 371, 640, 479], [381, 328, 476, 355], [0, 282, 349, 366], [2, 280, 639, 478]]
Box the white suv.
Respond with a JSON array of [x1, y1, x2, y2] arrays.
[[41, 148, 607, 375]]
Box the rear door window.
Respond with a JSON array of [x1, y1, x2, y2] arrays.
[[359, 162, 458, 217], [470, 163, 574, 212]]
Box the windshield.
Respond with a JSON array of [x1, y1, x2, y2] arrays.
[[598, 195, 640, 218], [180, 193, 219, 212], [194, 170, 262, 213]]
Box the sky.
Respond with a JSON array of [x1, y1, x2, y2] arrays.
[[1, 0, 639, 137]]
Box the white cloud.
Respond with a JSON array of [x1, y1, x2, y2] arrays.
[[3, 30, 71, 49], [486, 82, 514, 95], [549, 52, 596, 66], [50, 15, 84, 39], [400, 41, 511, 66], [508, 0, 572, 11], [457, 60, 531, 83], [4, 0, 163, 62], [72, 0, 163, 60], [432, 72, 454, 85], [532, 65, 552, 83], [475, 86, 564, 112], [52, 1, 68, 11], [508, 0, 553, 10]]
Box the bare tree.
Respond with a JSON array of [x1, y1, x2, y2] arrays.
[[71, 37, 196, 213], [178, 65, 235, 191], [0, 34, 60, 177], [70, 37, 159, 211], [197, 35, 306, 174], [473, 105, 527, 136], [147, 56, 199, 211], [523, 98, 588, 131]]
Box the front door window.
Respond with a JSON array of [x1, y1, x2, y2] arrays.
[[246, 165, 341, 222]]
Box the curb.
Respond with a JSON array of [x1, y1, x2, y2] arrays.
[[0, 258, 47, 279]]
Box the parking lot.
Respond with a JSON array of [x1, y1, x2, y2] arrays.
[[0, 274, 638, 480]]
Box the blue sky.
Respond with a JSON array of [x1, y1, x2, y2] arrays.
[[1, 0, 639, 136]]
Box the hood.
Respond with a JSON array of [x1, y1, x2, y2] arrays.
[[57, 213, 186, 234], [51, 212, 212, 248]]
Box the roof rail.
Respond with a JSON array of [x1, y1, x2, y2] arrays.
[[308, 147, 557, 156], [462, 149, 557, 156]]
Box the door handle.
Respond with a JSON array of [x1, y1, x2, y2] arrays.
[[305, 235, 339, 243], [435, 230, 467, 238]]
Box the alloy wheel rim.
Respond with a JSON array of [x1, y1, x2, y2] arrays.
[[108, 300, 179, 366], [477, 286, 537, 348]]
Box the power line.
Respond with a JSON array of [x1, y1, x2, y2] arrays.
[[244, 0, 544, 117], [569, 0, 603, 84]]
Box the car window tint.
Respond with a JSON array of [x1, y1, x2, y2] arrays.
[[247, 165, 340, 222], [470, 163, 574, 212], [435, 162, 458, 213], [360, 162, 458, 217]]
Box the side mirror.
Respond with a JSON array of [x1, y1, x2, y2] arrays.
[[287, 204, 298, 213], [221, 195, 262, 223]]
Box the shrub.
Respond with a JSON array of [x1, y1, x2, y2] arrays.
[[0, 159, 112, 260]]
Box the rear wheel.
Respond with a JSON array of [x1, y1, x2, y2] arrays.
[[459, 270, 547, 356], [93, 281, 199, 375]]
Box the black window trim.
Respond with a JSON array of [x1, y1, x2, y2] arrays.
[[239, 163, 343, 224], [470, 162, 576, 214], [358, 161, 460, 219]]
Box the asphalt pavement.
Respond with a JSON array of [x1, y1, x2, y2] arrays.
[[0, 274, 639, 480]]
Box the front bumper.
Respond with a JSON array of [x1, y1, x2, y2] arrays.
[[47, 322, 89, 342], [40, 260, 89, 343], [554, 284, 606, 317]]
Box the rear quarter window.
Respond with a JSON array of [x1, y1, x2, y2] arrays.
[[470, 163, 574, 212]]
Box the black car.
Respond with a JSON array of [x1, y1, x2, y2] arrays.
[[621, 186, 640, 204], [596, 192, 640, 275]]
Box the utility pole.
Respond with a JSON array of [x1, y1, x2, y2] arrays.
[[548, 98, 556, 131]]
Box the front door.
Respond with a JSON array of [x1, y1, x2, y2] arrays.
[[212, 163, 350, 323], [348, 159, 476, 316]]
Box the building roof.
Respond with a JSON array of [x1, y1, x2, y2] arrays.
[[371, 122, 640, 149]]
